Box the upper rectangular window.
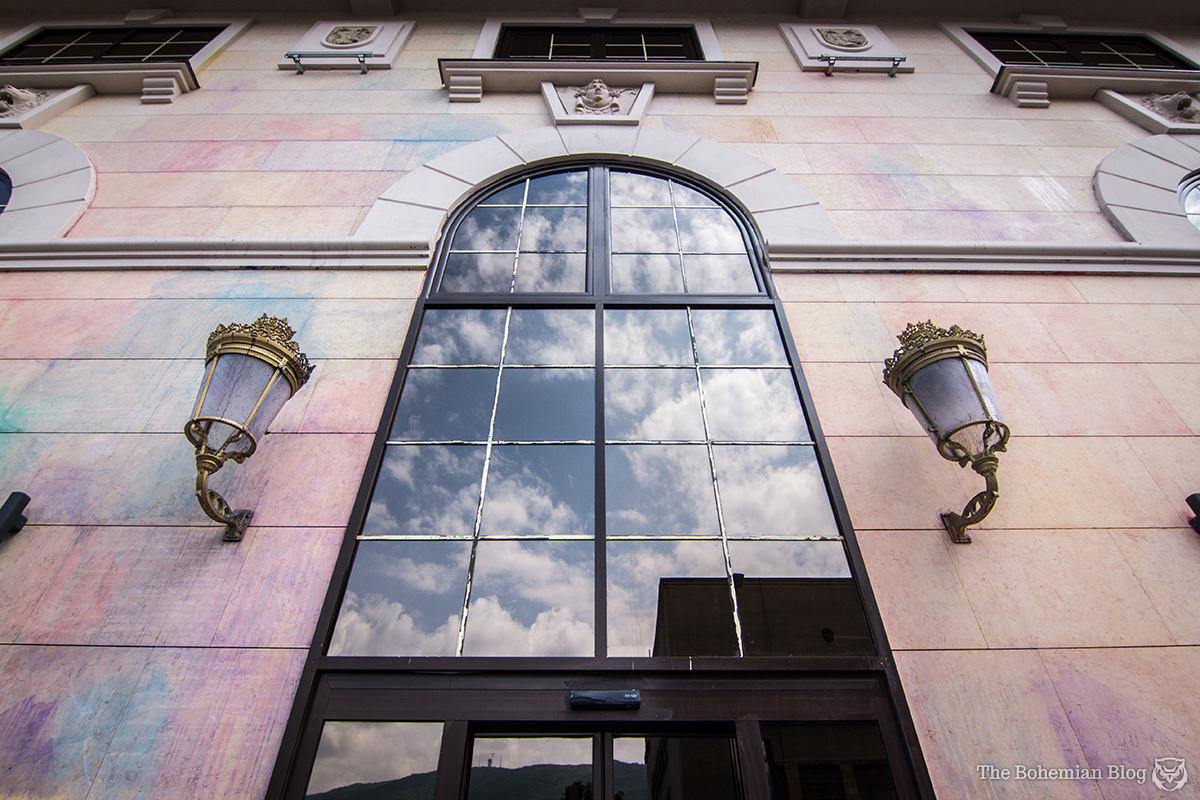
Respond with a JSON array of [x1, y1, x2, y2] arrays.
[[0, 25, 227, 66], [494, 25, 702, 61], [967, 30, 1197, 71]]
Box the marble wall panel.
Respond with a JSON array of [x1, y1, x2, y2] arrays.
[[0, 644, 149, 800], [1112, 529, 1200, 645], [86, 647, 306, 799], [895, 649, 1101, 800], [1040, 647, 1200, 799]]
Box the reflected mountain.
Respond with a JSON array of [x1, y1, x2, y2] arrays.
[[309, 762, 649, 800]]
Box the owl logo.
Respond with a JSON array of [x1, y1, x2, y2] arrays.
[[1152, 757, 1188, 792]]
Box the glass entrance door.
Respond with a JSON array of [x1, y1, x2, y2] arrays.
[[297, 677, 907, 800]]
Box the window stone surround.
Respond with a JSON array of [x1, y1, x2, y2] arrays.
[[440, 14, 756, 103], [940, 21, 1200, 108], [1094, 133, 1200, 244], [0, 128, 94, 239], [354, 125, 840, 255]]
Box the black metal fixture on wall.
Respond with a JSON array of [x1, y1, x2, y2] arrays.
[[0, 491, 29, 538], [883, 321, 1010, 544]]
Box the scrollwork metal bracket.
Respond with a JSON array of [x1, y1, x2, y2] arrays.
[[941, 454, 1000, 544]]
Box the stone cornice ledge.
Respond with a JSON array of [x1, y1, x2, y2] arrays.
[[438, 58, 758, 103], [1, 238, 1200, 274], [0, 238, 431, 270]]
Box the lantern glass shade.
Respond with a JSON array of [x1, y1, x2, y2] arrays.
[[902, 354, 1005, 462], [192, 351, 295, 458]]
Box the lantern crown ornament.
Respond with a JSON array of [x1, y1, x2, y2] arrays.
[[883, 321, 1010, 543], [184, 314, 312, 541]]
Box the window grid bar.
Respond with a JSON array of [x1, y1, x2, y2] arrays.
[[455, 306, 515, 656], [685, 306, 745, 657]]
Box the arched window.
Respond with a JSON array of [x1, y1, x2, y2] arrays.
[[272, 164, 930, 800], [329, 164, 866, 659]]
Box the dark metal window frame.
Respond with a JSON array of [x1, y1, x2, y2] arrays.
[[966, 29, 1198, 71], [494, 25, 703, 61], [0, 170, 11, 215], [266, 161, 934, 800], [0, 24, 226, 68]]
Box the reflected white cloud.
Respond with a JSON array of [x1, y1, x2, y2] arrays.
[[506, 309, 594, 365], [611, 208, 677, 252], [727, 540, 850, 578], [676, 209, 744, 253], [611, 254, 685, 294], [412, 309, 505, 365], [464, 596, 593, 656], [690, 310, 787, 365], [514, 253, 586, 293], [307, 721, 443, 796], [329, 591, 460, 656], [525, 171, 588, 206], [715, 445, 838, 538], [604, 309, 692, 365], [702, 369, 808, 441], [605, 368, 704, 441], [610, 171, 672, 207], [454, 207, 521, 251], [606, 445, 718, 535], [364, 446, 484, 536], [480, 446, 592, 534], [519, 207, 586, 252]]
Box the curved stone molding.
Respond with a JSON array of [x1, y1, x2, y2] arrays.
[[0, 128, 94, 239], [354, 125, 840, 255], [1094, 134, 1200, 244]]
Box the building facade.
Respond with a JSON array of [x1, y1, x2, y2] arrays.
[[1, 1, 1199, 798]]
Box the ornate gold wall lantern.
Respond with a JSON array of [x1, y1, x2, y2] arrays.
[[184, 315, 312, 541], [883, 321, 1009, 543]]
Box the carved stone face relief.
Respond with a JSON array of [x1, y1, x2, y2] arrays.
[[816, 28, 870, 50], [573, 78, 634, 115], [0, 85, 48, 118], [325, 26, 378, 47], [1142, 91, 1199, 122]]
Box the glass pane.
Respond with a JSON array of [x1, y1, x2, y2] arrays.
[[306, 722, 443, 799], [683, 255, 759, 294], [714, 445, 839, 538], [611, 208, 678, 252], [468, 738, 592, 800], [616, 735, 741, 800], [411, 308, 506, 365], [611, 171, 672, 206], [761, 723, 896, 800], [441, 252, 515, 293], [605, 309, 694, 366], [690, 310, 787, 365], [605, 368, 705, 441], [506, 308, 595, 365], [526, 170, 587, 205], [493, 368, 594, 440], [671, 182, 720, 208], [452, 207, 522, 251], [514, 253, 587, 293], [463, 540, 594, 655], [611, 254, 685, 294], [362, 445, 485, 536], [390, 368, 497, 441], [607, 539, 730, 656], [729, 551, 871, 657], [676, 209, 745, 253], [606, 445, 718, 536], [328, 540, 469, 656], [479, 180, 526, 206], [480, 445, 594, 535], [702, 369, 809, 441], [520, 207, 587, 251]]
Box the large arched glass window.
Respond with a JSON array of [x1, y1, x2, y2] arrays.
[[327, 164, 870, 659], [273, 163, 931, 800]]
